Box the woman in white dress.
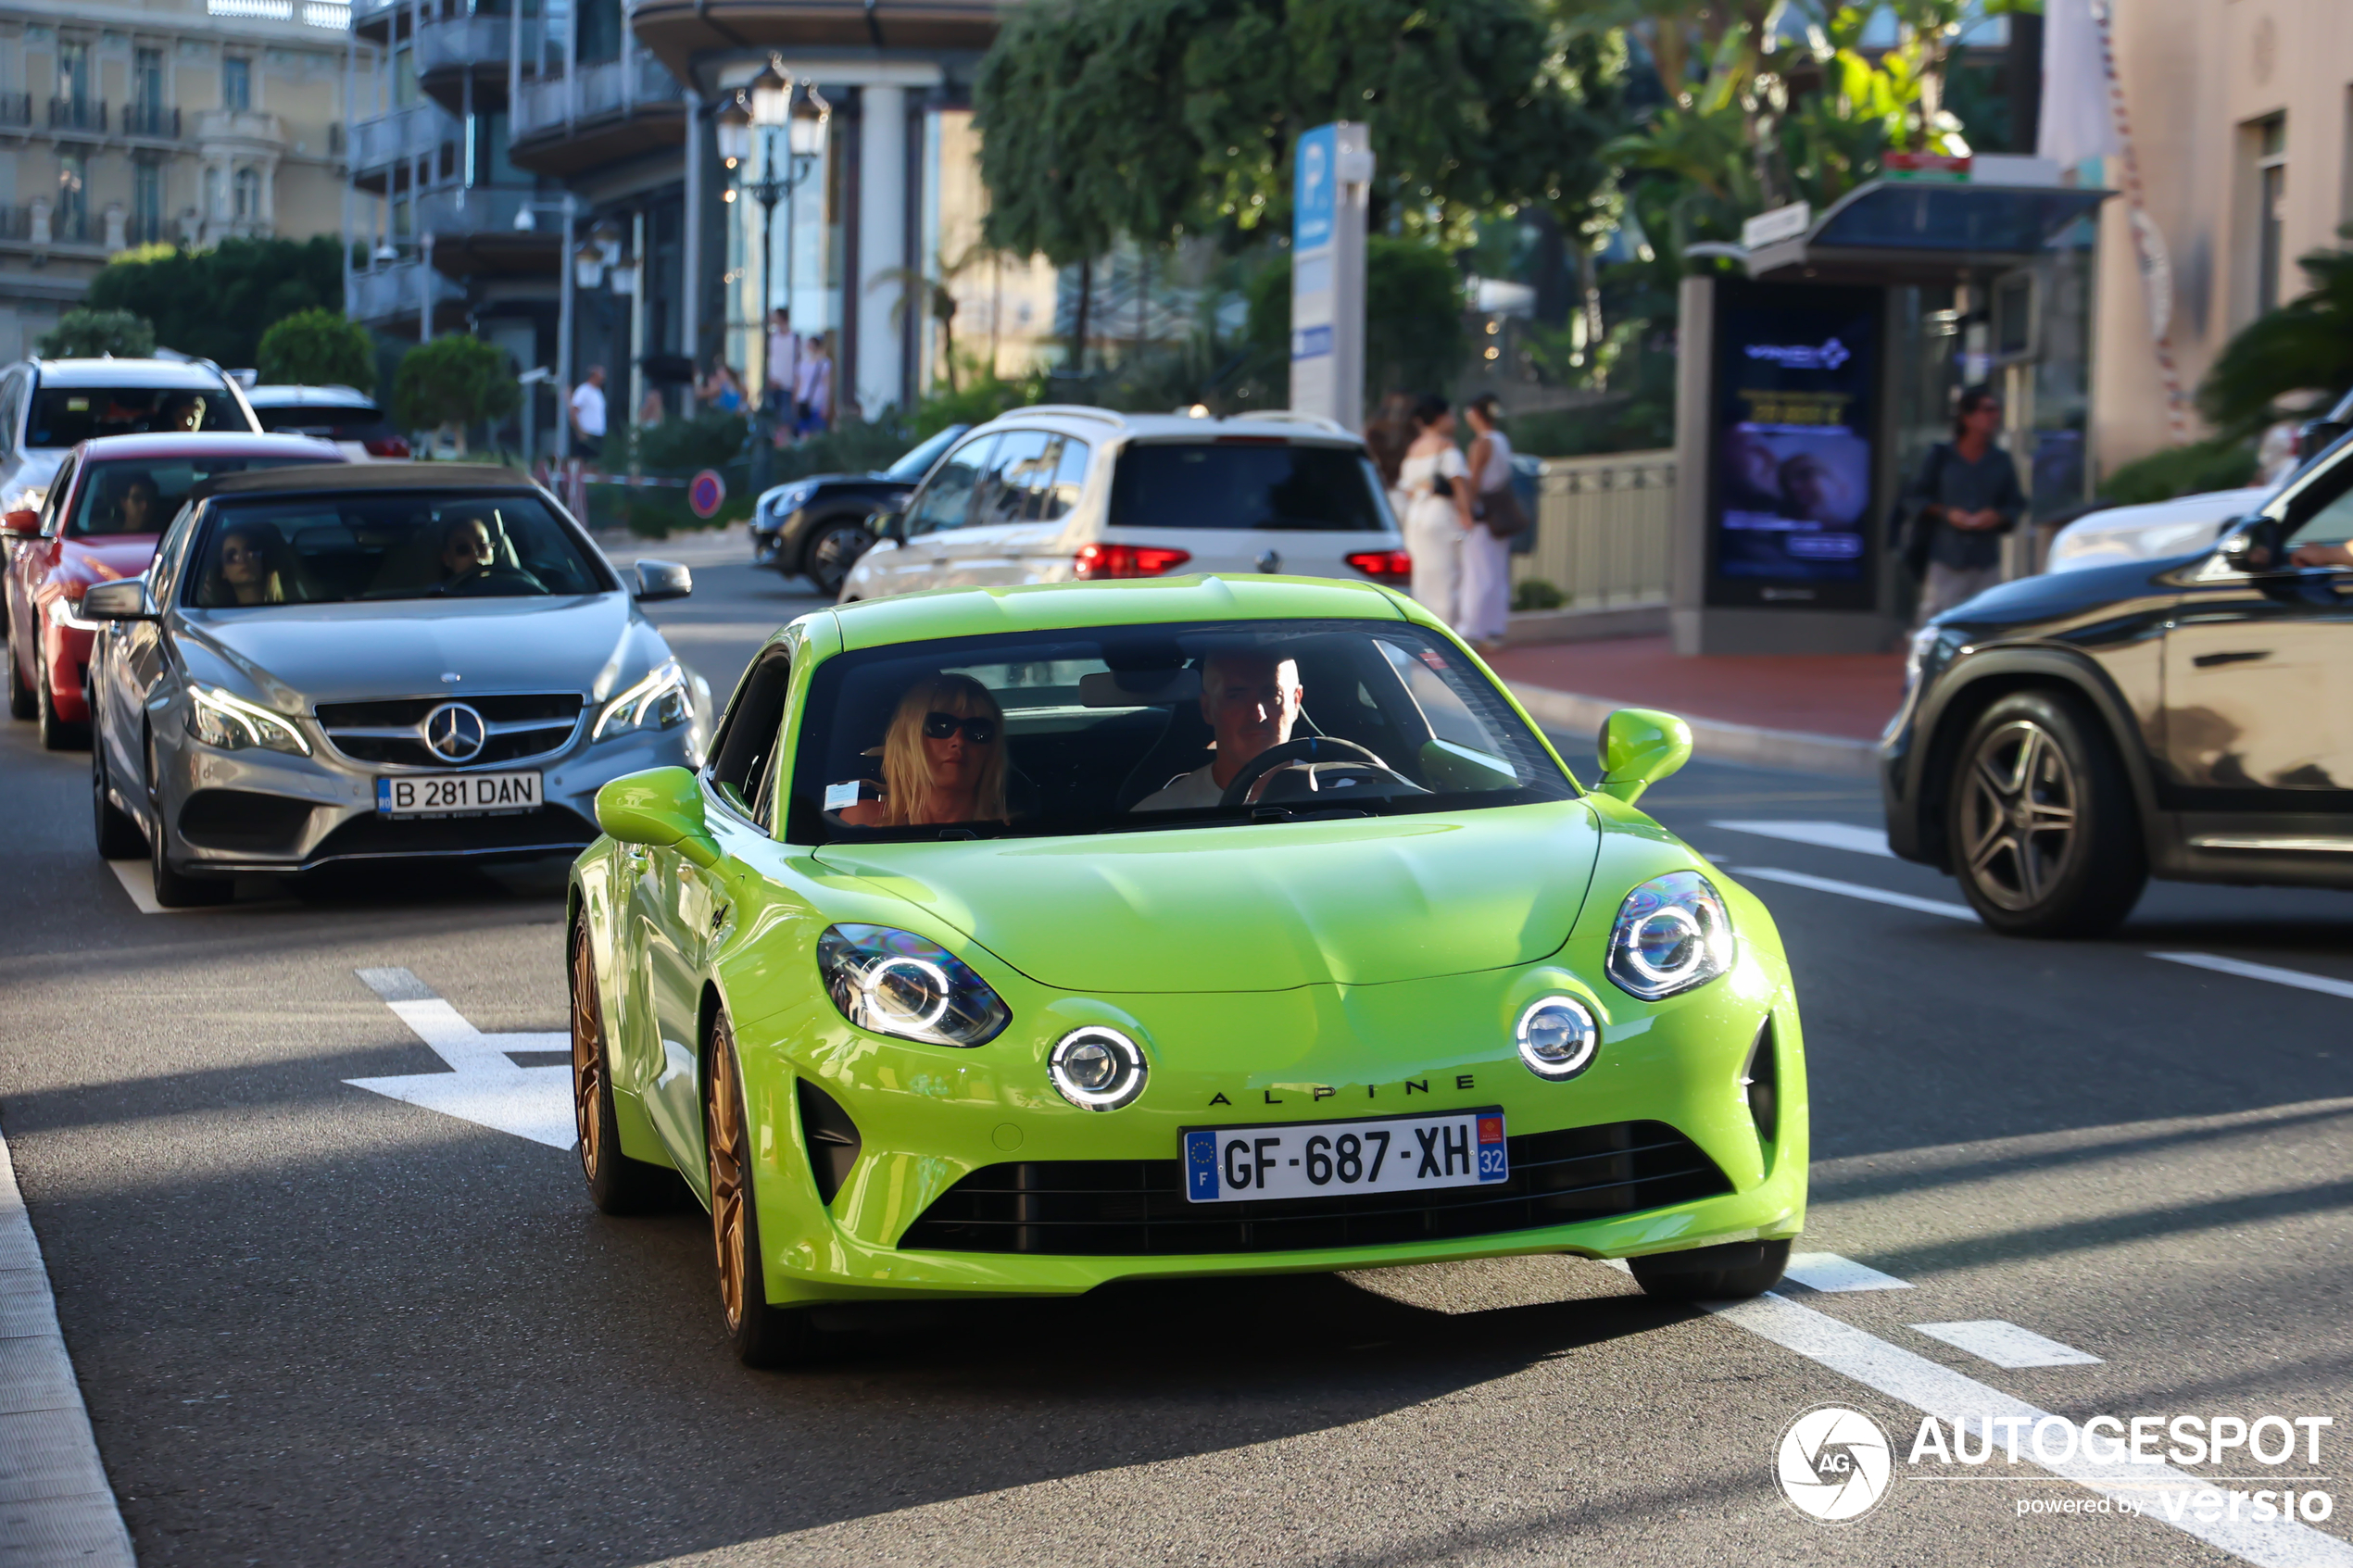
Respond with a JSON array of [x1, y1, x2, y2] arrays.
[[1460, 394, 1516, 650], [1399, 395, 1473, 627]]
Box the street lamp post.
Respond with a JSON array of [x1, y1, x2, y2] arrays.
[[717, 63, 828, 495]]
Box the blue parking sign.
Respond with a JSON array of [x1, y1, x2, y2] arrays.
[[1294, 123, 1337, 252]]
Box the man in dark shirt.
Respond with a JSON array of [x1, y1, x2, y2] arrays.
[[1904, 387, 2027, 625]]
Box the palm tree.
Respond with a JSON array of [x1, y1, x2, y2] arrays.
[[2197, 225, 2353, 439], [867, 242, 995, 395]]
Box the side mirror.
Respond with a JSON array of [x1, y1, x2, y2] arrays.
[[1, 509, 38, 537], [633, 558, 692, 601], [595, 766, 720, 868], [869, 506, 905, 544], [80, 579, 154, 621], [2219, 515, 2289, 575], [1594, 708, 1692, 806]]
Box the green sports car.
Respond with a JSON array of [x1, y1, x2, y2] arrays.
[[568, 576, 1808, 1365]]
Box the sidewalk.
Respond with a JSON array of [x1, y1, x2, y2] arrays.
[[1487, 635, 1904, 778]]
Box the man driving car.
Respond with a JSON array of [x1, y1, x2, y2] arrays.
[[1133, 650, 1305, 810]]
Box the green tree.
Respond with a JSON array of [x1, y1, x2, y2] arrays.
[[2196, 226, 2353, 440], [392, 336, 520, 455], [36, 307, 155, 358], [1243, 235, 1466, 400], [256, 308, 377, 394], [82, 236, 344, 366]]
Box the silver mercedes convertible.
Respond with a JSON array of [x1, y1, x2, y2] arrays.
[[81, 463, 697, 906]]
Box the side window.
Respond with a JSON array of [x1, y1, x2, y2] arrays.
[[2284, 460, 2353, 554], [0, 374, 24, 458], [35, 457, 75, 534], [904, 435, 996, 539], [704, 647, 794, 833], [971, 431, 1050, 527], [1036, 435, 1090, 522]]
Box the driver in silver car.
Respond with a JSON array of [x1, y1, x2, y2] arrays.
[[1133, 650, 1305, 810]]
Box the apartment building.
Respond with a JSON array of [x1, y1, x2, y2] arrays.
[[2090, 0, 2353, 469], [0, 0, 352, 360]]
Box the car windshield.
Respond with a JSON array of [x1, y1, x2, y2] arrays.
[[787, 620, 1574, 843], [69, 455, 335, 538], [186, 491, 610, 608], [252, 404, 397, 445], [882, 424, 966, 481], [1106, 443, 1394, 533], [28, 385, 251, 446]]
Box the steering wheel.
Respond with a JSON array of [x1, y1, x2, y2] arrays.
[[1218, 735, 1403, 807]]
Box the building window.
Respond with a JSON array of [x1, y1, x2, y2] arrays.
[[223, 56, 251, 113], [2254, 114, 2287, 316], [57, 41, 89, 108], [57, 150, 87, 240], [133, 161, 161, 241], [233, 167, 260, 222], [133, 47, 163, 113]]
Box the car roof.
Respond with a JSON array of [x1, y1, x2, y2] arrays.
[[73, 433, 347, 463], [244, 384, 378, 409], [825, 574, 1419, 652], [26, 358, 234, 390], [203, 461, 535, 497], [977, 406, 1365, 448]]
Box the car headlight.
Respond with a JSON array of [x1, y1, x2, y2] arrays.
[[1049, 1026, 1148, 1110], [767, 482, 816, 518], [1516, 996, 1599, 1080], [1903, 625, 1943, 693], [1605, 871, 1734, 1000], [592, 659, 690, 742], [816, 924, 1011, 1047], [185, 682, 311, 757]]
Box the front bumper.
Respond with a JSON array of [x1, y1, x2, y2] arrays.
[[705, 927, 1807, 1308], [157, 717, 694, 873]]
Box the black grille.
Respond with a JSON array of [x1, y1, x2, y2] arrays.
[[898, 1120, 1733, 1257], [177, 789, 316, 853], [305, 804, 598, 864], [317, 694, 584, 768], [317, 695, 584, 726]]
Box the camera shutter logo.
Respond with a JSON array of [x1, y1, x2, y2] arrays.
[[424, 702, 487, 763], [1777, 1406, 1893, 1523]]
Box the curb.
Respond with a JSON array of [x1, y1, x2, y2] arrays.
[[1505, 681, 1881, 780]]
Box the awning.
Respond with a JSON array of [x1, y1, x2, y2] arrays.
[[1694, 179, 2113, 285]]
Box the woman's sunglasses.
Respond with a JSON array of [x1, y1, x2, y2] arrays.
[[922, 711, 997, 745]]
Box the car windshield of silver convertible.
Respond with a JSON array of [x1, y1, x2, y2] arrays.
[[182, 492, 610, 608], [784, 620, 1577, 842]]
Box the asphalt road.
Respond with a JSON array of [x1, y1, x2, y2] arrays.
[[1, 541, 2348, 1565]]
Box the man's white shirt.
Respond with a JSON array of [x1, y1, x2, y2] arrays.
[[570, 381, 607, 437], [1133, 764, 1224, 811]]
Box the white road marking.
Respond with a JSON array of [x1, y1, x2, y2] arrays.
[[1730, 865, 1977, 922], [1711, 1293, 2353, 1567], [2151, 952, 2353, 1003], [1911, 1319, 2104, 1368], [105, 859, 167, 915], [1783, 1252, 1914, 1292], [0, 1120, 134, 1564], [1710, 820, 1894, 857], [345, 968, 575, 1149]]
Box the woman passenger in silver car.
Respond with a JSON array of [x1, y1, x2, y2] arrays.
[[200, 522, 302, 607]]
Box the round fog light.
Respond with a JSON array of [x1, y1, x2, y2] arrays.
[[1516, 997, 1598, 1081], [1049, 1026, 1147, 1110]]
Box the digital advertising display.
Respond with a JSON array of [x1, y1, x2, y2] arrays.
[[1707, 280, 1884, 610]]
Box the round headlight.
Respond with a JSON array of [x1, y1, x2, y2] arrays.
[[1605, 871, 1735, 1000], [1516, 997, 1598, 1080], [862, 955, 951, 1032], [1049, 1026, 1147, 1110]]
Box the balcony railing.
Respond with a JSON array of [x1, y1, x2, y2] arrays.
[[415, 182, 537, 235], [514, 52, 677, 138], [0, 207, 29, 242], [350, 258, 464, 324], [121, 102, 181, 139], [47, 98, 106, 134], [50, 209, 90, 245], [0, 94, 31, 131], [417, 15, 543, 77], [124, 212, 172, 246], [194, 108, 287, 148], [351, 103, 458, 171]]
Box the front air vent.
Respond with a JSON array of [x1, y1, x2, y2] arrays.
[[798, 1080, 862, 1205], [1742, 1018, 1779, 1148]]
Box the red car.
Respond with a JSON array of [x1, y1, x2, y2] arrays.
[[3, 433, 346, 747]]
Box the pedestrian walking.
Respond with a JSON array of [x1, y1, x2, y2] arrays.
[[794, 333, 833, 436], [765, 307, 801, 435], [568, 365, 608, 462], [1399, 395, 1473, 627], [1461, 394, 1526, 651], [1898, 387, 2025, 626]]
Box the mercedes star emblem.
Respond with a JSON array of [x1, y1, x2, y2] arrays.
[[423, 702, 487, 763]]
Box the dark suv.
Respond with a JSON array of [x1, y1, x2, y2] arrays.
[[1882, 428, 2353, 935], [749, 423, 966, 596]]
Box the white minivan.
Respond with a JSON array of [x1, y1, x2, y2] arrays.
[[837, 407, 1409, 601]]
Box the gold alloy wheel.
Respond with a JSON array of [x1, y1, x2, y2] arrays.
[[1959, 718, 2080, 911], [570, 924, 606, 1180], [708, 1025, 749, 1333]]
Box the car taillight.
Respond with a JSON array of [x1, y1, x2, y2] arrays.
[[364, 435, 410, 458], [1345, 549, 1413, 580], [1074, 544, 1192, 580]]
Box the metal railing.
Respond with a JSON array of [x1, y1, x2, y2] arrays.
[[414, 182, 535, 234], [122, 102, 180, 139], [124, 212, 172, 245], [0, 207, 29, 241], [350, 103, 455, 170], [47, 97, 106, 133], [349, 259, 463, 323], [49, 209, 90, 245], [514, 51, 677, 138], [0, 94, 31, 130], [1510, 450, 1676, 609], [417, 15, 542, 76]]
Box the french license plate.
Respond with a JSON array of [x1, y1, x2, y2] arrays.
[[375, 771, 542, 818], [1181, 1107, 1508, 1204]]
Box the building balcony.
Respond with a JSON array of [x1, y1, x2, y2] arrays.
[[416, 15, 544, 112], [121, 102, 182, 140], [0, 205, 95, 249], [195, 109, 288, 154], [510, 52, 681, 178], [48, 98, 106, 134], [626, 0, 1001, 82], [409, 183, 560, 281], [123, 212, 173, 246], [350, 103, 460, 189], [351, 257, 467, 334], [0, 94, 30, 132]]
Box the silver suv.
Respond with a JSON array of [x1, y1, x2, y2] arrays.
[[0, 357, 258, 518]]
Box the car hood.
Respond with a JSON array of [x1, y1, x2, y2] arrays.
[[174, 592, 669, 709], [60, 534, 161, 585], [811, 800, 1604, 993]]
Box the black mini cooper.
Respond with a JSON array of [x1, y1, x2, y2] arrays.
[[749, 424, 965, 596], [1882, 432, 2353, 935]]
